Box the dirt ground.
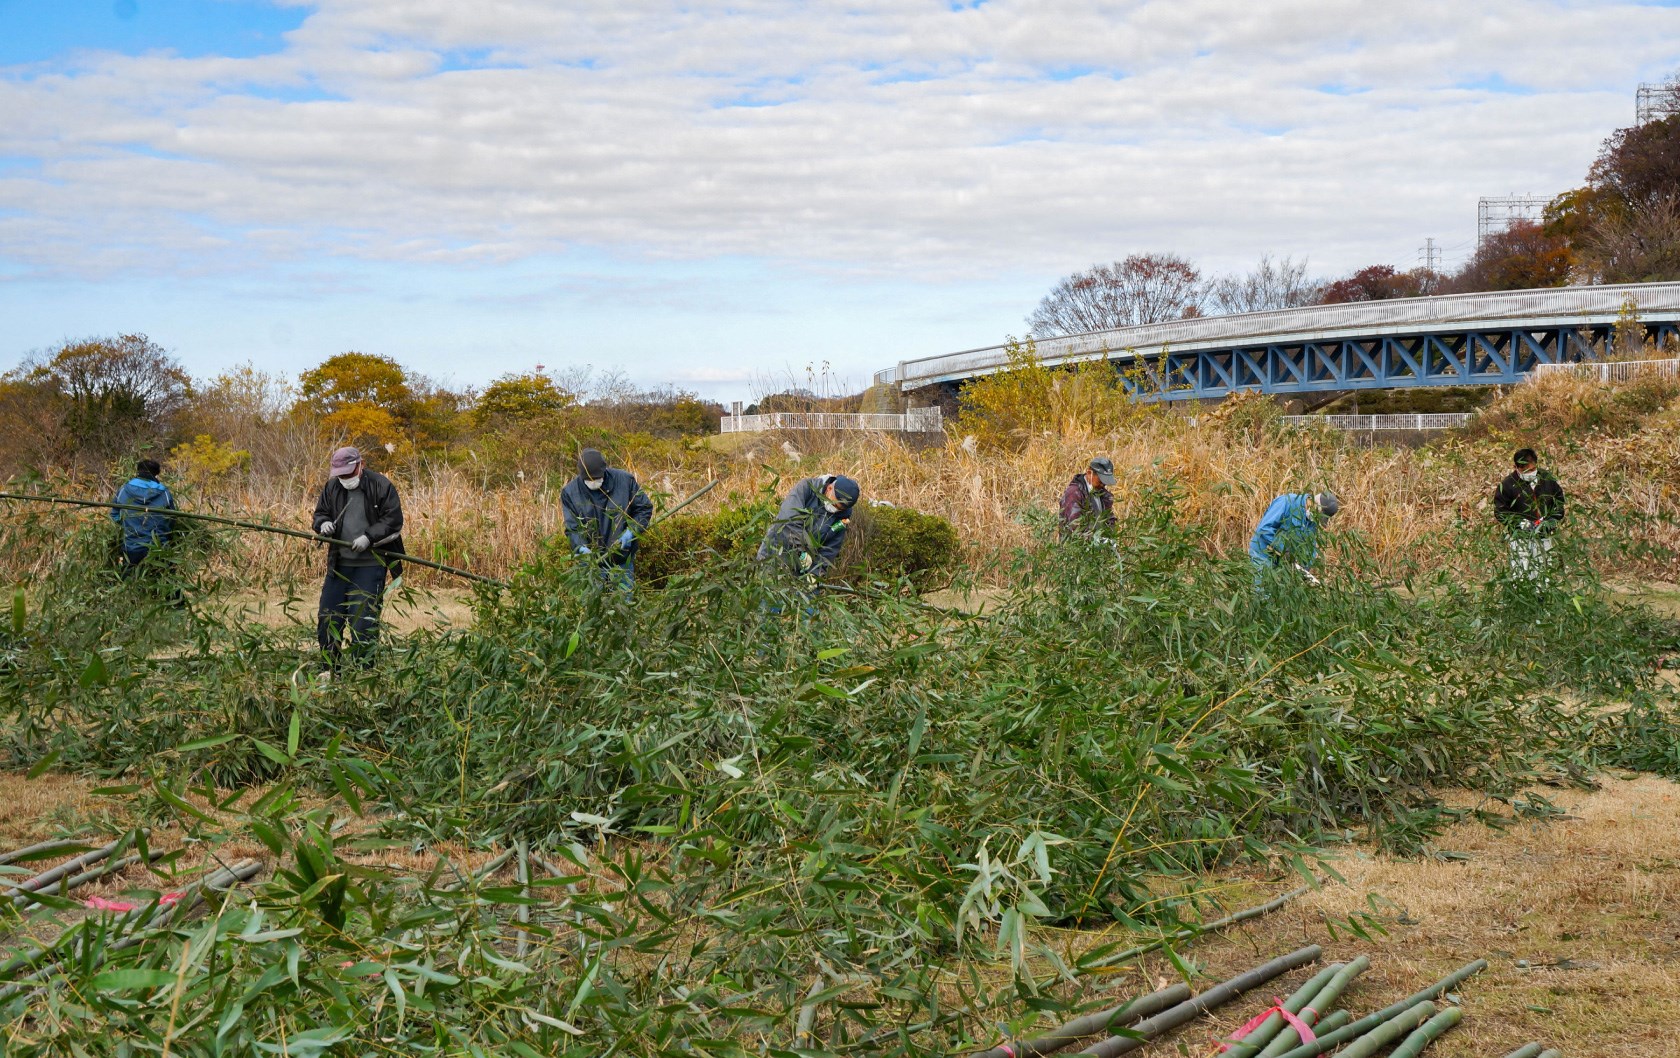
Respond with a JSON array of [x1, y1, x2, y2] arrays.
[[223, 586, 476, 635]]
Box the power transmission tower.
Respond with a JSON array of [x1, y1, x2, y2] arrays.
[[1637, 71, 1680, 124], [1477, 196, 1548, 247], [1418, 237, 1441, 273]]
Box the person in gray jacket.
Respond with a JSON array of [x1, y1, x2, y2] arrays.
[[756, 473, 861, 584], [561, 448, 653, 592]]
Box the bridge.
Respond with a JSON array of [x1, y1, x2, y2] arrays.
[[874, 283, 1680, 402]]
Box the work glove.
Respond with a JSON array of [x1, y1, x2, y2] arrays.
[[618, 529, 635, 549], [798, 551, 813, 573], [575, 545, 592, 555], [802, 573, 819, 591], [318, 521, 335, 536], [351, 535, 370, 553]]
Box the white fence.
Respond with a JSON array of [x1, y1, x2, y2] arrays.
[[1280, 413, 1473, 431], [1532, 358, 1680, 382], [720, 407, 943, 434]]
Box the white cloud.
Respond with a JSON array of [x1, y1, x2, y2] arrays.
[[2, 0, 1679, 285]]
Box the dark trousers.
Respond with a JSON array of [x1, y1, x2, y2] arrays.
[[120, 547, 151, 575], [318, 563, 387, 666]]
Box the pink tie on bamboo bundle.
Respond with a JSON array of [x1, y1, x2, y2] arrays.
[[1216, 998, 1317, 1052]]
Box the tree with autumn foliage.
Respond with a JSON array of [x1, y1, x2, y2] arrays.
[[1315, 265, 1439, 304], [1447, 221, 1574, 292], [1546, 101, 1680, 283], [296, 352, 419, 452]]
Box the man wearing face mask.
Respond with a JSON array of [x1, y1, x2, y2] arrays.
[[757, 473, 861, 584], [1494, 447, 1565, 581], [311, 446, 405, 672], [561, 448, 653, 592]]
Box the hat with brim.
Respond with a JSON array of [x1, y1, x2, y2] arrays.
[[1089, 457, 1116, 487], [329, 446, 363, 475], [831, 475, 861, 507]]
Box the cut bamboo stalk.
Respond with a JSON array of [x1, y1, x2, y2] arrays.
[[1215, 962, 1341, 1058], [1250, 955, 1371, 1058], [12, 854, 143, 910], [514, 838, 531, 961], [1334, 1001, 1437, 1058], [969, 982, 1192, 1058], [1076, 945, 1323, 1057], [1082, 887, 1309, 973], [1269, 960, 1486, 1058], [1389, 1007, 1462, 1058], [1496, 1047, 1543, 1058], [1534, 1050, 1562, 1058], [3, 839, 123, 899], [0, 838, 96, 866]]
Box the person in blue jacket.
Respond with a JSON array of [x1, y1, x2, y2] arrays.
[[1249, 491, 1338, 584], [757, 473, 860, 585], [109, 458, 176, 574]]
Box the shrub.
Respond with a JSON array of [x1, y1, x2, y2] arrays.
[[843, 503, 961, 589], [631, 495, 776, 586]]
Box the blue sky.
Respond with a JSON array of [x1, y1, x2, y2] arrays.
[[2, 0, 1679, 401]]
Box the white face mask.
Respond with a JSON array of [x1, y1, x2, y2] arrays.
[[339, 474, 362, 490], [823, 500, 840, 514], [585, 478, 604, 491], [1519, 469, 1538, 484]]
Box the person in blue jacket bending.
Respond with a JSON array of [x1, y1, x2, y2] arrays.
[[1249, 491, 1338, 585], [109, 458, 177, 574]]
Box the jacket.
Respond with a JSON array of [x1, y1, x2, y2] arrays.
[[1493, 471, 1565, 537], [757, 475, 851, 576], [561, 468, 653, 563], [1058, 474, 1115, 539], [311, 469, 405, 574], [110, 477, 175, 551], [1249, 493, 1320, 569]]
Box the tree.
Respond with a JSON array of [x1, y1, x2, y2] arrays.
[[1205, 255, 1320, 315], [1316, 265, 1436, 304], [471, 373, 578, 431], [1447, 221, 1574, 292], [11, 334, 192, 467], [1028, 253, 1202, 336], [297, 352, 417, 451], [1546, 110, 1680, 282], [1578, 196, 1680, 284]]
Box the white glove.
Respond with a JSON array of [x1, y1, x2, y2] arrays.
[[351, 535, 370, 552], [799, 551, 813, 573], [319, 521, 335, 536], [576, 546, 592, 555]]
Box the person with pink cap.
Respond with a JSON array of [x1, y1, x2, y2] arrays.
[[309, 446, 405, 672]]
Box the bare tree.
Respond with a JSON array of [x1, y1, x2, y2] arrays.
[[1027, 253, 1203, 336], [1579, 195, 1680, 283], [1204, 255, 1321, 315]]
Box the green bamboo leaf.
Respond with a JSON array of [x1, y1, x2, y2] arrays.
[[90, 968, 177, 991]]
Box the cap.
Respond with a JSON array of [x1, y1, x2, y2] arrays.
[[830, 475, 861, 507], [329, 446, 363, 475], [1088, 457, 1116, 487], [579, 448, 609, 479], [1317, 491, 1339, 518]]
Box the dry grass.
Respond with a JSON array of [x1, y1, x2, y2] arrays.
[[1060, 775, 1680, 1055]]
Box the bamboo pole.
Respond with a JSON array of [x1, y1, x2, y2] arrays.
[[0, 838, 97, 866], [1268, 960, 1486, 1058], [1215, 962, 1341, 1058], [1249, 955, 1370, 1058], [0, 492, 506, 586], [2, 838, 123, 899], [1389, 1007, 1463, 1058], [514, 838, 531, 961], [1076, 945, 1323, 1057], [1334, 1001, 1437, 1058], [1081, 886, 1310, 974], [13, 854, 143, 910], [1496, 1046, 1543, 1058], [968, 982, 1192, 1058]]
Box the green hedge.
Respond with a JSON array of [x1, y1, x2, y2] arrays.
[[633, 497, 960, 590]]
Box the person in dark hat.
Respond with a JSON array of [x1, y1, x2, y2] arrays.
[[561, 448, 653, 592], [1493, 447, 1564, 582], [757, 473, 861, 584], [309, 445, 405, 672], [109, 458, 176, 575], [1059, 456, 1118, 540]]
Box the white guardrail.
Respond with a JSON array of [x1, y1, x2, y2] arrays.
[[1279, 413, 1473, 431], [876, 283, 1680, 388], [1532, 358, 1680, 381], [720, 407, 944, 434]]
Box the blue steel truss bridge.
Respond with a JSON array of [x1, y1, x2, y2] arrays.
[[874, 283, 1680, 402]]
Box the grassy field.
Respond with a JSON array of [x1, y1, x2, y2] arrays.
[[2, 373, 1679, 1054]]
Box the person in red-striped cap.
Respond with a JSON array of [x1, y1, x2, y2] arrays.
[[309, 446, 405, 675]]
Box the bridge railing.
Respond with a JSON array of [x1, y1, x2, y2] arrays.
[[720, 408, 944, 434], [1279, 413, 1473, 431], [1532, 358, 1680, 382], [876, 282, 1680, 387]]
